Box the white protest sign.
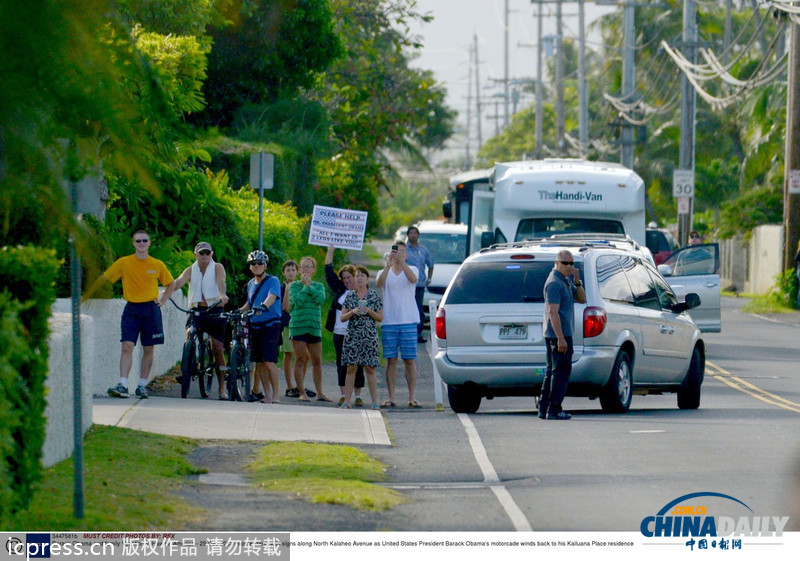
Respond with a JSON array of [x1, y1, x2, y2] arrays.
[[308, 205, 368, 250]]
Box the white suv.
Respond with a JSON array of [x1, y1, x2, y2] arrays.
[[433, 241, 706, 414], [409, 221, 468, 320]]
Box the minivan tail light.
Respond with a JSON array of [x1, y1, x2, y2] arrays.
[[583, 307, 607, 338], [435, 307, 447, 340]]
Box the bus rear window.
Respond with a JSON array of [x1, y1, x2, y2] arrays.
[[445, 261, 553, 304]]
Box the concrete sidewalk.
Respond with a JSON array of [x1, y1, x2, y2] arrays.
[[93, 396, 391, 446]]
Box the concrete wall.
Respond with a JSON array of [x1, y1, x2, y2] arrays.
[[748, 225, 784, 294], [52, 292, 188, 395], [43, 312, 95, 467], [43, 292, 187, 467], [718, 224, 784, 294]]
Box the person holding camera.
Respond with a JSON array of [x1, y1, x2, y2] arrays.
[[376, 241, 421, 408]]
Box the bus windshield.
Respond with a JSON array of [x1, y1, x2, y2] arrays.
[[515, 218, 625, 241]]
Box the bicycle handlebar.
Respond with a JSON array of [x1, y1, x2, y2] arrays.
[[221, 309, 256, 321], [167, 298, 223, 314]]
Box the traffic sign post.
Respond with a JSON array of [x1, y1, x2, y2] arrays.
[[250, 153, 275, 251], [673, 168, 695, 244]]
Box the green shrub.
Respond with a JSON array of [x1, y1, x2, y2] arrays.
[[0, 246, 61, 526], [774, 268, 798, 309]]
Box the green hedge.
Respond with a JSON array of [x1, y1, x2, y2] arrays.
[[0, 245, 61, 526]]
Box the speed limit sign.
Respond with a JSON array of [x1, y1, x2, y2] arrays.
[[673, 169, 695, 198]]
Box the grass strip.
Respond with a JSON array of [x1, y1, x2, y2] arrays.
[[248, 442, 405, 511], [8, 426, 205, 530]]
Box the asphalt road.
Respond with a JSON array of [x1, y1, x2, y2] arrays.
[[177, 297, 800, 532]]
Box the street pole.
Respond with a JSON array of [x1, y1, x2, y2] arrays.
[[678, 0, 697, 245], [475, 32, 483, 152], [536, 0, 544, 159], [504, 0, 510, 128], [578, 0, 588, 158], [784, 20, 800, 272], [556, 0, 565, 153], [69, 180, 84, 520], [621, 1, 635, 169], [466, 44, 473, 169]]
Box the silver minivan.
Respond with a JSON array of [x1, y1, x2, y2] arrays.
[[433, 241, 706, 414]]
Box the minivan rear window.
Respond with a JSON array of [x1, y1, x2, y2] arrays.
[[446, 261, 554, 304]]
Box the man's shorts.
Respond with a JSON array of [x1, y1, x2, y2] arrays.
[[186, 307, 226, 343], [381, 323, 418, 360], [250, 322, 281, 363], [121, 302, 164, 346]]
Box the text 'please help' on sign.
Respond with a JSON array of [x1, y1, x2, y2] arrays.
[[308, 205, 368, 251]]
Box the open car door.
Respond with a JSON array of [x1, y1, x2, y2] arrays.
[[468, 190, 495, 254], [657, 243, 721, 333]]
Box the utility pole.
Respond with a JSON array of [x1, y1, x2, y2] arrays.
[[465, 43, 473, 170], [784, 20, 800, 272], [678, 0, 697, 245], [556, 0, 565, 153], [578, 0, 588, 157], [723, 0, 732, 65], [535, 0, 544, 158], [621, 1, 635, 169], [475, 32, 483, 153], [504, 0, 511, 128]]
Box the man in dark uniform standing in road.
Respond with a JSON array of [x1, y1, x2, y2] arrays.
[[539, 249, 586, 420]]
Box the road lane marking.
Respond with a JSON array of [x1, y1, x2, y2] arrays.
[[490, 485, 534, 532], [707, 360, 800, 414], [457, 413, 533, 531]]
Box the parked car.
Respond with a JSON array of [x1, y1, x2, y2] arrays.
[[410, 221, 469, 321], [433, 241, 706, 414], [646, 228, 678, 265]]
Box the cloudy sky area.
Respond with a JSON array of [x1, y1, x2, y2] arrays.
[[407, 0, 616, 167]]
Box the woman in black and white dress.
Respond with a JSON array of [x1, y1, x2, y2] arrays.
[[340, 265, 383, 409]]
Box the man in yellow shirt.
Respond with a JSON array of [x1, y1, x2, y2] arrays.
[[89, 230, 175, 398]]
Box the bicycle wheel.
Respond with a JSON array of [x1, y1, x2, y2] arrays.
[[197, 337, 215, 399], [180, 339, 195, 399], [228, 344, 250, 402]]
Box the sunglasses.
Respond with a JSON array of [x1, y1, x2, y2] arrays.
[[249, 260, 266, 266], [690, 234, 700, 239], [559, 260, 575, 266], [134, 239, 149, 243], [197, 249, 212, 256]]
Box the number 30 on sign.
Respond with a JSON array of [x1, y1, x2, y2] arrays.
[[672, 169, 694, 198]]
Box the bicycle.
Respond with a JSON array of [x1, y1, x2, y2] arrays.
[[220, 308, 255, 401], [170, 299, 223, 399]]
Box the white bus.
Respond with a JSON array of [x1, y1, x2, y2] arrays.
[[470, 159, 647, 253]]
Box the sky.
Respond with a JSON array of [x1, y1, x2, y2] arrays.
[[406, 0, 616, 168]]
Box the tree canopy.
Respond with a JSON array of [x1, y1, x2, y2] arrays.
[[475, 1, 786, 238]]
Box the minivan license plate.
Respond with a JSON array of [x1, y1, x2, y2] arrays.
[[499, 325, 527, 340]]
